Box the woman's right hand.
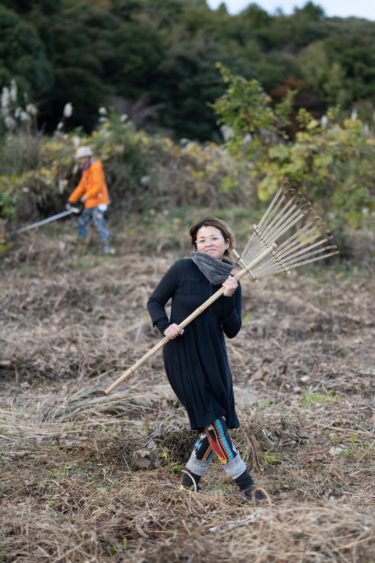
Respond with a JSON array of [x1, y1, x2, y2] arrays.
[[164, 323, 184, 339]]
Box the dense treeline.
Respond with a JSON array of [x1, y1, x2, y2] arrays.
[[1, 0, 375, 140]]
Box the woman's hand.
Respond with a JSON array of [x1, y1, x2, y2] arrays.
[[222, 275, 238, 297], [164, 323, 184, 339]]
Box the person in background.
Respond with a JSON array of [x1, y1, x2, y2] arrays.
[[67, 146, 114, 255], [147, 217, 265, 502]]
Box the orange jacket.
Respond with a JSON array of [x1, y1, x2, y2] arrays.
[[68, 159, 110, 209]]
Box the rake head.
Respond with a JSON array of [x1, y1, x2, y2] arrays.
[[237, 185, 339, 280]]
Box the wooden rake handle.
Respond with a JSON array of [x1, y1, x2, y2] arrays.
[[105, 243, 275, 394]]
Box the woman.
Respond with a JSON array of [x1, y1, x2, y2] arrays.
[[147, 217, 261, 501]]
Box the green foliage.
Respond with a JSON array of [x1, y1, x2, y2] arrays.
[[213, 67, 374, 228], [213, 63, 296, 160], [89, 110, 256, 214], [170, 463, 182, 474], [155, 39, 226, 140], [0, 0, 374, 139], [258, 112, 375, 228], [0, 124, 77, 223], [0, 109, 256, 224], [0, 191, 14, 220], [213, 63, 275, 147], [339, 433, 358, 458], [0, 4, 52, 96], [299, 391, 339, 406], [263, 451, 281, 465]]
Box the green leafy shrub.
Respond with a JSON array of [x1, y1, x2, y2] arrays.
[[0, 109, 257, 225], [213, 65, 375, 231]]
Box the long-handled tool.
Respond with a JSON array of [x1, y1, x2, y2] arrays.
[[105, 243, 276, 394], [11, 205, 81, 236], [105, 185, 339, 395]]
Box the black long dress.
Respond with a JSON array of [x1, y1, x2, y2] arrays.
[[147, 258, 242, 430]]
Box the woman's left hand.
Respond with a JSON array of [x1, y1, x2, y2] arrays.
[[222, 275, 238, 297]]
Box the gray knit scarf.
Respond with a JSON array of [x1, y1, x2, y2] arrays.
[[191, 251, 235, 285]]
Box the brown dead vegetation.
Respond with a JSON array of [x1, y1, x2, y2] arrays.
[[0, 227, 374, 562]]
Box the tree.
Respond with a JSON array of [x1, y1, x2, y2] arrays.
[[298, 21, 375, 116], [37, 1, 120, 130], [1, 0, 375, 140], [0, 5, 52, 96], [0, 0, 61, 14], [155, 40, 229, 140]]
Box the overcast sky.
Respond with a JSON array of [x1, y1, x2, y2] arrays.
[[207, 0, 375, 20]]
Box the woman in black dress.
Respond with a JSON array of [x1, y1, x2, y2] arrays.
[[147, 217, 260, 500]]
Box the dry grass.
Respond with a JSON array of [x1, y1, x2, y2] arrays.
[[1, 229, 374, 562]]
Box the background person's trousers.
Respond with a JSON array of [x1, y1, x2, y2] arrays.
[[78, 207, 109, 247]]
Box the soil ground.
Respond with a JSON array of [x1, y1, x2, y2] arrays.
[[0, 227, 374, 562]]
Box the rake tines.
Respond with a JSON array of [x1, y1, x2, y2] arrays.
[[238, 187, 339, 280]]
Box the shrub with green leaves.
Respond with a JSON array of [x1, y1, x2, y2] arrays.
[[0, 109, 256, 224], [213, 65, 375, 230]]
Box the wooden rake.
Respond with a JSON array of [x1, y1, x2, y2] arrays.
[[105, 186, 338, 394]]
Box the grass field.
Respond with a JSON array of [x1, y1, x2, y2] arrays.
[[1, 225, 374, 562]]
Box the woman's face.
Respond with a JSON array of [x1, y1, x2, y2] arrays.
[[195, 225, 229, 260]]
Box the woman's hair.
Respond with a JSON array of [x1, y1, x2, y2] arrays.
[[189, 217, 235, 257]]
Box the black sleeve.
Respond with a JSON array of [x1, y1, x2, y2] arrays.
[[221, 282, 242, 338], [147, 261, 180, 335]]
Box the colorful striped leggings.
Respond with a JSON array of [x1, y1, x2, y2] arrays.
[[185, 417, 247, 480]]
